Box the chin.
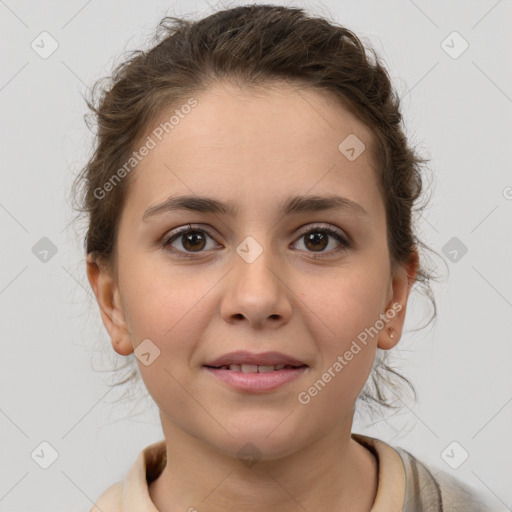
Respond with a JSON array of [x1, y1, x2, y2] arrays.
[[207, 418, 309, 463]]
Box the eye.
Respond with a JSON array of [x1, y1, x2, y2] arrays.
[[162, 223, 351, 259], [291, 224, 350, 258], [162, 224, 220, 258]]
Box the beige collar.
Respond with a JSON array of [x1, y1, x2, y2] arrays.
[[352, 433, 406, 511]]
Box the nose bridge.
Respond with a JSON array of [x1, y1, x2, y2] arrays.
[[235, 232, 281, 296], [221, 231, 292, 326]]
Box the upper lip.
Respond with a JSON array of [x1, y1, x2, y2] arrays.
[[204, 351, 307, 367]]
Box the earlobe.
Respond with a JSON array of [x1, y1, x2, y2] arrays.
[[86, 254, 134, 356], [376, 325, 398, 351]]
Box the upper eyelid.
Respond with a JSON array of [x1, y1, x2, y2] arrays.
[[295, 222, 346, 235]]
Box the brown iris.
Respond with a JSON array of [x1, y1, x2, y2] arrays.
[[181, 231, 207, 252], [304, 232, 328, 252]]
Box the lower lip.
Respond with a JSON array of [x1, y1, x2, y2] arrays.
[[204, 366, 308, 392]]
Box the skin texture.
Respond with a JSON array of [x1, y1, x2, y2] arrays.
[[87, 81, 418, 511]]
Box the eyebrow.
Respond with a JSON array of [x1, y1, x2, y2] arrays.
[[142, 194, 368, 222]]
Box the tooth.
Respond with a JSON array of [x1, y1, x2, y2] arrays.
[[258, 365, 275, 373], [274, 364, 286, 370], [229, 364, 241, 371], [241, 364, 259, 373]]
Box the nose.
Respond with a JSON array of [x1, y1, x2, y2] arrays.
[[220, 246, 293, 329]]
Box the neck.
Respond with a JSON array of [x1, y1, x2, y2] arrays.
[[148, 418, 378, 512]]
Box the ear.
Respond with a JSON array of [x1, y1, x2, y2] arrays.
[[377, 248, 419, 350], [86, 254, 134, 356]]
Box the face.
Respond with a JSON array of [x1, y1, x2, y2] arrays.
[[87, 81, 417, 461]]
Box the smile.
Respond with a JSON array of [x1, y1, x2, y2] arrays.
[[203, 365, 308, 392], [205, 363, 305, 372]]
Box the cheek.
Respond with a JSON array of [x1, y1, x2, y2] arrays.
[[118, 256, 222, 388], [296, 266, 387, 393], [303, 266, 389, 340], [296, 274, 382, 414], [119, 251, 209, 337]]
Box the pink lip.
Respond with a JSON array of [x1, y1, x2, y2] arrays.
[[204, 350, 307, 368], [204, 366, 308, 392]]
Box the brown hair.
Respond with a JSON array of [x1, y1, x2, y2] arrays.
[[71, 4, 440, 416]]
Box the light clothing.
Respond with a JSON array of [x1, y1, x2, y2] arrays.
[[91, 433, 500, 511]]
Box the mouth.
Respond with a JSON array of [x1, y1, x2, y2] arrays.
[[202, 351, 308, 392], [204, 363, 306, 372], [203, 350, 308, 369]]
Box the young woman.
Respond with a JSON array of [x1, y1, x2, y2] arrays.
[[73, 4, 500, 511]]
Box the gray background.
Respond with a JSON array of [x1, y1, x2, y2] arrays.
[[1, 0, 511, 510]]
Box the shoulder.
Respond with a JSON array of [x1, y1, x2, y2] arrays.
[[88, 440, 166, 512], [394, 446, 503, 512], [90, 481, 123, 512]]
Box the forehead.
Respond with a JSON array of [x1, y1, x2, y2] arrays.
[[124, 81, 383, 221]]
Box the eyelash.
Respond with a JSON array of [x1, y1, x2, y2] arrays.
[[162, 223, 351, 260]]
